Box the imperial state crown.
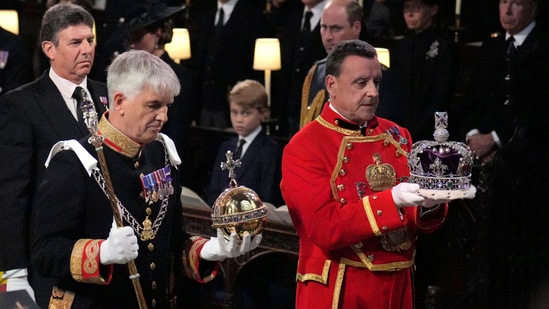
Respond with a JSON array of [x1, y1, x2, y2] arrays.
[[407, 112, 475, 199]]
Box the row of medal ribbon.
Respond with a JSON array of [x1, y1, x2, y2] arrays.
[[140, 166, 174, 205]]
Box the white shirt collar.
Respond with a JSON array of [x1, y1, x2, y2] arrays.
[[303, 0, 328, 31], [49, 68, 88, 101], [49, 68, 89, 119], [328, 102, 367, 127], [506, 20, 536, 46], [238, 125, 262, 157], [217, 0, 238, 25]]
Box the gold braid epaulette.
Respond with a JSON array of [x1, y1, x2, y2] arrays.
[[303, 90, 326, 128], [316, 116, 363, 136], [300, 63, 318, 128]]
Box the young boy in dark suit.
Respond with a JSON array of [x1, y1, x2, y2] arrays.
[[205, 79, 284, 207]]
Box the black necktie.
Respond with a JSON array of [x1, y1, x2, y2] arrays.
[[216, 7, 224, 34], [234, 139, 246, 159], [504, 36, 515, 107], [506, 36, 516, 60], [72, 86, 85, 123], [302, 11, 313, 33]]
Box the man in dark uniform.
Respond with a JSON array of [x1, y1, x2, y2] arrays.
[[0, 3, 108, 307], [31, 49, 261, 309], [0, 26, 33, 96], [300, 0, 362, 129]]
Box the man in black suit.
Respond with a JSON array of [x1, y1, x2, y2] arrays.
[[462, 0, 548, 163], [190, 0, 274, 130], [0, 3, 108, 307], [271, 0, 328, 137], [459, 1, 549, 307]]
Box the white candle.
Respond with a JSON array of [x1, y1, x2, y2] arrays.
[[455, 0, 462, 15]]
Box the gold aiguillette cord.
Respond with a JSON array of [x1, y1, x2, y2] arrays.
[[80, 93, 148, 309]]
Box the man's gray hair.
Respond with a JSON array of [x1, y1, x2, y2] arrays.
[[106, 50, 181, 108]]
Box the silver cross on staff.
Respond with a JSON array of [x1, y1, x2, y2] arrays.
[[220, 150, 241, 188], [80, 88, 103, 147]]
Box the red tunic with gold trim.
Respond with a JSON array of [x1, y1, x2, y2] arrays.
[[280, 105, 448, 309]]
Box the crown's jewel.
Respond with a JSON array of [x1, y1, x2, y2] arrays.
[[407, 112, 473, 191]]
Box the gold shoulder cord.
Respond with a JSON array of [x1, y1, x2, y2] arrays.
[[300, 63, 318, 128]]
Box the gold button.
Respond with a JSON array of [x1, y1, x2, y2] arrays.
[[376, 210, 382, 216], [134, 161, 140, 168], [382, 226, 388, 231], [340, 198, 347, 205], [354, 242, 363, 249], [339, 169, 346, 176], [337, 184, 346, 192], [148, 243, 155, 251], [367, 254, 374, 261], [152, 299, 156, 307], [384, 140, 389, 146], [150, 262, 156, 271], [342, 156, 349, 163], [151, 281, 157, 289], [346, 143, 353, 150], [372, 195, 378, 200]]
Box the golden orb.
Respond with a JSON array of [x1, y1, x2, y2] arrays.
[[211, 185, 267, 242]]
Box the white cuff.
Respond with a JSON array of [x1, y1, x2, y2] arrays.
[[2, 268, 28, 279]]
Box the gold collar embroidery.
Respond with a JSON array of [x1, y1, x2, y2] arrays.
[[97, 114, 142, 158]]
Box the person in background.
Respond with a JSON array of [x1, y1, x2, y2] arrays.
[[190, 0, 274, 130], [300, 0, 362, 129], [458, 1, 549, 307], [0, 26, 33, 96], [205, 79, 284, 207], [364, 0, 395, 44], [461, 0, 547, 164], [271, 0, 328, 137], [376, 0, 458, 142], [31, 49, 262, 309], [112, 1, 193, 187], [0, 3, 108, 307], [280, 39, 451, 308], [33, 0, 94, 79]]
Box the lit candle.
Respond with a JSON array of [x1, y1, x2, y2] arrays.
[[455, 0, 462, 15]]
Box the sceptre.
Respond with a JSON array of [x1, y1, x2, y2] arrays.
[[80, 89, 148, 309]]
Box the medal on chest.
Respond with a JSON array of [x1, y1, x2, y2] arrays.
[[140, 166, 174, 205], [134, 166, 175, 241]]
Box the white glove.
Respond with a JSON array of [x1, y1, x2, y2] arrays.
[[200, 228, 262, 261], [3, 269, 35, 301], [391, 183, 425, 207], [100, 225, 139, 265]]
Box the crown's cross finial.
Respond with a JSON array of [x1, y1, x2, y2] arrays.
[[220, 150, 241, 188], [433, 111, 449, 143]]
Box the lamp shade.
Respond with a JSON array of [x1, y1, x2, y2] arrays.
[[165, 28, 191, 61], [375, 47, 390, 68], [253, 38, 281, 71], [0, 10, 19, 35]]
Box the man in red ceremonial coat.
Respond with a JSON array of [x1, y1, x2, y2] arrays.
[[280, 39, 449, 309]]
